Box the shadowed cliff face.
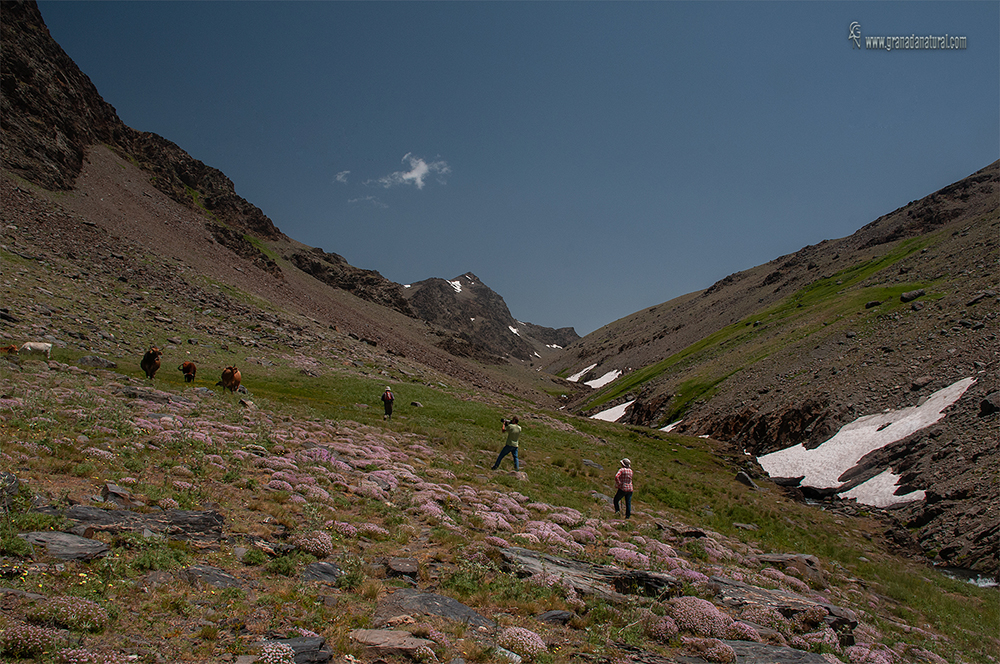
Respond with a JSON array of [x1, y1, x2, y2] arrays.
[[1, 0, 282, 241]]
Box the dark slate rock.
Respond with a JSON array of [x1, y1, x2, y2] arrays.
[[536, 609, 575, 625], [735, 471, 759, 489], [20, 531, 108, 560], [900, 289, 926, 303], [980, 392, 1000, 417], [375, 588, 495, 629], [724, 640, 833, 663], [911, 376, 935, 391], [387, 557, 419, 578], [711, 575, 857, 632], [184, 564, 242, 589], [582, 459, 604, 470], [78, 355, 117, 369], [269, 636, 333, 664], [303, 561, 344, 584]]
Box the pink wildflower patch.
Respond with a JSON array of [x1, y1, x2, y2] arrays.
[[725, 621, 762, 642], [667, 596, 733, 638], [484, 536, 511, 548], [609, 547, 650, 568], [679, 636, 736, 663], [498, 626, 547, 659]]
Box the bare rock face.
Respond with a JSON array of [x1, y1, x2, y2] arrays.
[[1, 0, 283, 242]]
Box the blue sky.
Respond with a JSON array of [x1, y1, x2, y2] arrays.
[[37, 2, 999, 336]]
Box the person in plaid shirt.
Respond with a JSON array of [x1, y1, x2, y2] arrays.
[[614, 458, 634, 519]]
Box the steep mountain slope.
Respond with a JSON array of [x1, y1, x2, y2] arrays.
[[0, 0, 570, 375], [547, 162, 999, 576]]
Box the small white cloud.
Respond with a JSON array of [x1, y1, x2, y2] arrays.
[[348, 195, 388, 209], [334, 170, 350, 184], [368, 153, 451, 190]]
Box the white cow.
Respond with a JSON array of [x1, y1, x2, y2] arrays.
[[19, 342, 52, 359]]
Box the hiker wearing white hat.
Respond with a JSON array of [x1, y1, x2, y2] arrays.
[[614, 458, 633, 518], [381, 387, 394, 421]]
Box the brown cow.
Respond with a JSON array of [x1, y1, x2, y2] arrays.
[[218, 366, 241, 393], [140, 346, 162, 379], [178, 361, 197, 383], [0, 345, 18, 354]]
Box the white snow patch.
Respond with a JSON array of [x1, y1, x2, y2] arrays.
[[547, 344, 563, 350], [509, 326, 520, 336], [533, 352, 541, 358], [567, 364, 597, 383], [758, 377, 975, 506], [585, 370, 621, 389], [591, 400, 635, 422], [660, 420, 682, 433], [404, 284, 411, 288], [448, 279, 462, 293], [839, 470, 925, 507]]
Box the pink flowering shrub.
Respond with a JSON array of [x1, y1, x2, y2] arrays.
[[55, 649, 132, 664], [845, 645, 895, 664], [726, 620, 762, 642], [0, 620, 67, 657], [498, 626, 547, 659], [256, 641, 296, 664], [84, 447, 115, 462], [328, 521, 358, 538], [680, 636, 736, 663], [266, 479, 294, 492], [642, 614, 679, 643], [609, 547, 650, 568], [292, 530, 334, 557], [667, 596, 733, 638], [357, 523, 390, 540], [790, 605, 827, 632], [158, 497, 179, 510], [799, 628, 842, 654], [738, 604, 791, 634], [27, 595, 108, 632], [674, 568, 710, 586], [484, 536, 511, 548], [568, 527, 598, 544]]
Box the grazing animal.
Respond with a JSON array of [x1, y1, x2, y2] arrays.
[[140, 346, 162, 379], [19, 342, 52, 359], [218, 366, 242, 393], [178, 361, 197, 383], [0, 344, 18, 354]]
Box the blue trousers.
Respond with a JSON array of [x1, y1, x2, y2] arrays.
[[492, 445, 519, 470]]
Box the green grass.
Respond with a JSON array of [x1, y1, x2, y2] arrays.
[[580, 236, 935, 415]]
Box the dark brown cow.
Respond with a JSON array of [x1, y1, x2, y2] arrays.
[[218, 366, 241, 393], [0, 344, 18, 354], [140, 346, 162, 379], [178, 361, 197, 383]]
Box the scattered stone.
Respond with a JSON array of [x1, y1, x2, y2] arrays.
[[582, 459, 604, 470], [375, 588, 495, 629], [19, 531, 108, 560], [410, 401, 424, 407], [900, 289, 926, 303], [185, 564, 242, 589], [303, 561, 344, 584], [387, 557, 420, 578], [911, 376, 934, 391], [756, 553, 825, 586], [349, 629, 434, 657], [536, 609, 575, 625], [78, 355, 116, 369], [979, 392, 1000, 417], [735, 471, 759, 489], [864, 301, 881, 309], [268, 636, 333, 663], [724, 640, 832, 663]]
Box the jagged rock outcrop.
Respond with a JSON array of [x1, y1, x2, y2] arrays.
[[287, 247, 412, 315], [404, 272, 578, 363]]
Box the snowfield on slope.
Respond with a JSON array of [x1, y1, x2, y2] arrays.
[[758, 377, 976, 507]]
